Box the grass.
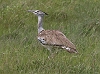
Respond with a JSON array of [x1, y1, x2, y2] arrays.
[[0, 0, 100, 74]]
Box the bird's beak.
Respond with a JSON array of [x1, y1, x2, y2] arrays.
[[28, 10, 35, 12]]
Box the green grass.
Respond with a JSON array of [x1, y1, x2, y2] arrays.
[[0, 0, 100, 74]]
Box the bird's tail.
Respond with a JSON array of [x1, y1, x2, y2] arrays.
[[62, 46, 78, 53]]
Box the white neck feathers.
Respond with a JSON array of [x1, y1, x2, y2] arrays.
[[38, 16, 44, 33]]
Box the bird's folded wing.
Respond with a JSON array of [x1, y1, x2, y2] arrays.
[[38, 30, 76, 49]]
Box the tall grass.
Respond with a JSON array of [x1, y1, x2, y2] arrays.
[[0, 0, 100, 74]]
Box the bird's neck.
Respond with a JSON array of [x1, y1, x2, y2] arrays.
[[38, 16, 44, 33]]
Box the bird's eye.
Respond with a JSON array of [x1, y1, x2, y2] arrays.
[[37, 11, 39, 12], [43, 39, 45, 40]]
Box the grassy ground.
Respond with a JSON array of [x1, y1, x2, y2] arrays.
[[0, 0, 100, 74]]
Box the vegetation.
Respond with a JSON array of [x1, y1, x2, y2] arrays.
[[0, 0, 100, 74]]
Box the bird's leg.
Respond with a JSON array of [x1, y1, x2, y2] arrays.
[[47, 48, 52, 59], [54, 48, 62, 54], [48, 48, 61, 59], [51, 49, 61, 58], [47, 48, 56, 59], [48, 49, 54, 59]]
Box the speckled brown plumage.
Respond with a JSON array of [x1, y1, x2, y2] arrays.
[[38, 30, 78, 53]]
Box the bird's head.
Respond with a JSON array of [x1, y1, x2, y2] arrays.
[[28, 10, 48, 16]]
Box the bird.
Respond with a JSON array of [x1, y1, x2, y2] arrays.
[[28, 10, 78, 58]]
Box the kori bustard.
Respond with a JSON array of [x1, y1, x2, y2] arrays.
[[28, 10, 78, 57]]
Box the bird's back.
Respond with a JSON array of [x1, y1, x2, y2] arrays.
[[38, 30, 77, 53]]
